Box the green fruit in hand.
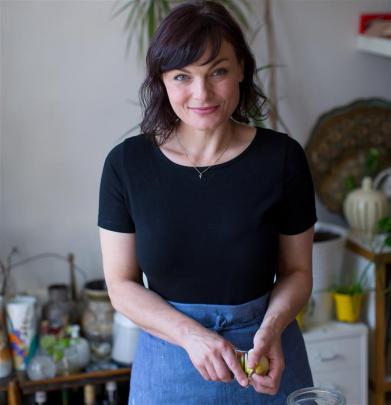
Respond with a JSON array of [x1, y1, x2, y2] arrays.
[[241, 349, 269, 377], [254, 354, 269, 376]]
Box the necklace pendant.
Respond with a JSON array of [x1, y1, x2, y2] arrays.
[[199, 173, 202, 179]]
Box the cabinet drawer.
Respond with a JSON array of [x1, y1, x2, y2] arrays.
[[305, 336, 361, 372], [312, 369, 366, 405]]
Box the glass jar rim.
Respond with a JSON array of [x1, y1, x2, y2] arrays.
[[287, 386, 346, 405]]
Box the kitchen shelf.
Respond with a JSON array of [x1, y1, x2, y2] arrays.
[[0, 367, 131, 405], [346, 236, 391, 405], [356, 35, 391, 58]]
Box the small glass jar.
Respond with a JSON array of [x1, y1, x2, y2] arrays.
[[81, 280, 113, 363], [287, 387, 346, 405], [43, 284, 74, 330]]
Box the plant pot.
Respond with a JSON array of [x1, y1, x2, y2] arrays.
[[333, 293, 364, 323], [304, 223, 347, 327], [313, 223, 347, 292]]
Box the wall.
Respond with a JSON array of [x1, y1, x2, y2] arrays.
[[0, 0, 390, 293]]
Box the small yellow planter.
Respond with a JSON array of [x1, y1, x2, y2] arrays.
[[333, 293, 364, 323]]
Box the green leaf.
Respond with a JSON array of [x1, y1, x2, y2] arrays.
[[110, 0, 137, 20], [364, 147, 380, 175], [334, 283, 364, 295], [56, 337, 70, 349], [160, 0, 170, 17], [377, 216, 391, 233], [256, 64, 285, 74], [40, 335, 56, 350], [344, 175, 356, 192], [53, 349, 64, 362], [218, 0, 250, 30], [147, 0, 156, 42]]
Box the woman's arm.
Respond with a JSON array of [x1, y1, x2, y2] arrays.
[[248, 226, 314, 394], [99, 228, 248, 386]]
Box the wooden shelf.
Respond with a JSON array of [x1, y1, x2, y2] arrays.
[[17, 367, 131, 394], [356, 35, 391, 58], [0, 367, 131, 404], [346, 237, 391, 405]]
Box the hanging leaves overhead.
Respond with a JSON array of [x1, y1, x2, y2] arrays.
[[111, 0, 254, 57]]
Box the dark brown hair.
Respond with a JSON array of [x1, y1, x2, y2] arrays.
[[139, 0, 267, 145]]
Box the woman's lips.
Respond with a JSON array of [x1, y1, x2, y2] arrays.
[[188, 106, 219, 115]]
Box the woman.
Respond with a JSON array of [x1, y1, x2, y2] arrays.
[[98, 1, 317, 403]]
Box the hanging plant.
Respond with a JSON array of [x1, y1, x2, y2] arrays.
[[111, 0, 254, 56]]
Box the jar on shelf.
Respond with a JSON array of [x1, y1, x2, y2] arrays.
[[43, 284, 75, 331], [81, 280, 113, 363], [343, 176, 389, 236]]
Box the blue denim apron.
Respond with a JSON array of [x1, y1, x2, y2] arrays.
[[129, 293, 313, 404]]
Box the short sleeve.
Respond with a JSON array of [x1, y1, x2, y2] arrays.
[[98, 145, 136, 233], [275, 136, 317, 235]]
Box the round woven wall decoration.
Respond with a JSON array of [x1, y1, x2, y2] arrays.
[[305, 98, 391, 214]]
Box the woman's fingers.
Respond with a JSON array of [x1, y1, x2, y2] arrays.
[[195, 346, 247, 384], [199, 368, 210, 381], [222, 349, 248, 387], [184, 329, 251, 385], [249, 373, 281, 395], [203, 359, 219, 381]]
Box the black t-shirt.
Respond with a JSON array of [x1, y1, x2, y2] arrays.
[[98, 127, 317, 305]]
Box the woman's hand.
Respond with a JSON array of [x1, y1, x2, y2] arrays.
[[182, 328, 249, 387], [247, 326, 285, 395]]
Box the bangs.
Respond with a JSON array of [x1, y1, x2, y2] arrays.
[[159, 25, 223, 72]]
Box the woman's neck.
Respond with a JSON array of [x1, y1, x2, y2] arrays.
[[174, 121, 237, 164]]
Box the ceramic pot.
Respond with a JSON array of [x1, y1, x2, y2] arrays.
[[343, 177, 389, 236], [304, 223, 347, 327], [333, 293, 364, 323], [111, 311, 140, 365]]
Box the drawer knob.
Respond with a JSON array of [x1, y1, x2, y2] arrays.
[[316, 352, 341, 362]]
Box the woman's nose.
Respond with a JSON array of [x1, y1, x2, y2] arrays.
[[192, 78, 211, 101]]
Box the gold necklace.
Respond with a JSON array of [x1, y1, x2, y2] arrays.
[[175, 131, 232, 179]]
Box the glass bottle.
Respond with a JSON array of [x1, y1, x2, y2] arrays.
[[69, 324, 90, 370], [27, 353, 56, 380], [84, 384, 97, 405], [43, 284, 74, 331], [81, 280, 113, 363], [104, 381, 119, 405], [34, 391, 47, 405]]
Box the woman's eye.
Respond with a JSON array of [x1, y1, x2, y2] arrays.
[[173, 74, 189, 81], [212, 68, 228, 76]]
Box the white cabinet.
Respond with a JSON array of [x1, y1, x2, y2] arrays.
[[303, 322, 368, 405]]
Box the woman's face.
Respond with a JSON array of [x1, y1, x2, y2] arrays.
[[162, 40, 244, 132]]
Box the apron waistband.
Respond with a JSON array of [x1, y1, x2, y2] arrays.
[[168, 292, 270, 329]]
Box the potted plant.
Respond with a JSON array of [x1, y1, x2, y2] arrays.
[[332, 216, 391, 322]]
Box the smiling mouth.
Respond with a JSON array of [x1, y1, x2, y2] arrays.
[[188, 106, 219, 114]]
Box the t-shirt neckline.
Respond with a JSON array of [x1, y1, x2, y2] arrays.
[[153, 128, 259, 170]]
